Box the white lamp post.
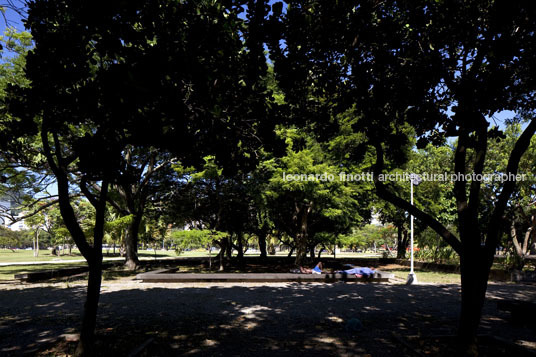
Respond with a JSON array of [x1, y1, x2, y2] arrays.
[[407, 173, 422, 285]]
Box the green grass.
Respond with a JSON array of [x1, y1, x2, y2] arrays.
[[0, 248, 179, 263], [0, 248, 384, 264], [0, 249, 85, 263], [0, 262, 87, 280], [129, 249, 177, 259], [387, 268, 461, 284]]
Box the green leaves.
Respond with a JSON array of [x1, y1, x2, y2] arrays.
[[172, 229, 228, 254]]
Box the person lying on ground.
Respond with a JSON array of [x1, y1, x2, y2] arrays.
[[336, 267, 376, 278], [299, 262, 324, 274]]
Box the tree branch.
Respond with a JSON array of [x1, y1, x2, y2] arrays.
[[486, 118, 536, 252], [373, 142, 462, 254], [41, 124, 94, 262]]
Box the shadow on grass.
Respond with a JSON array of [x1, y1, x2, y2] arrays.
[[0, 264, 88, 281]]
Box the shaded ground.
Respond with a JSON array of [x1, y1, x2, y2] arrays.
[[1, 278, 535, 356]]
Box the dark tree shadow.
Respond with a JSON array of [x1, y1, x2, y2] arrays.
[[0, 282, 535, 356]]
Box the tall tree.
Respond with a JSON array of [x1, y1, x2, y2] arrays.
[[268, 1, 536, 353], [263, 127, 370, 264], [99, 148, 175, 269], [4, 1, 274, 355]]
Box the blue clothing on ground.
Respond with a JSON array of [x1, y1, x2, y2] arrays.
[[312, 265, 322, 273], [338, 267, 375, 277]]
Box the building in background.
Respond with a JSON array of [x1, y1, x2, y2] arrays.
[[0, 196, 27, 231]]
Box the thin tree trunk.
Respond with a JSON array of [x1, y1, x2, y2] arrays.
[[34, 229, 39, 257], [287, 246, 295, 257], [317, 246, 324, 258], [208, 244, 212, 270]]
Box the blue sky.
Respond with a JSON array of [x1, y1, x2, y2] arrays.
[[0, 4, 26, 32]]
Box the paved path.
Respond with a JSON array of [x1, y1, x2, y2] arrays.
[[1, 280, 535, 356]]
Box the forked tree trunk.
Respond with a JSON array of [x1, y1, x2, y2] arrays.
[[511, 218, 535, 270]]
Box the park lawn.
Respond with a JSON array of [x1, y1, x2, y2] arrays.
[[0, 249, 180, 264], [0, 248, 383, 263], [125, 249, 177, 259], [389, 268, 461, 284], [0, 262, 87, 280], [0, 249, 85, 263]]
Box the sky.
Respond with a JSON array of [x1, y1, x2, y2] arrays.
[[0, 2, 26, 33]]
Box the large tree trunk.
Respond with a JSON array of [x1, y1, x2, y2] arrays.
[[458, 245, 492, 356], [236, 232, 244, 260], [214, 239, 226, 271], [258, 233, 267, 258], [74, 259, 103, 356], [295, 231, 307, 265], [224, 237, 232, 259], [124, 214, 142, 270], [396, 226, 408, 259], [294, 204, 311, 265]]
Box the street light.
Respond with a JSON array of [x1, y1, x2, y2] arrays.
[[407, 173, 422, 285]]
